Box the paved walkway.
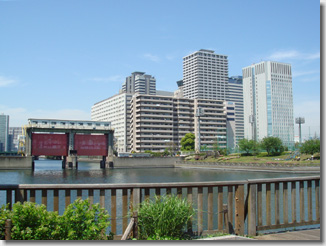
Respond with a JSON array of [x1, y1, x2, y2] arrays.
[[254, 229, 320, 241]]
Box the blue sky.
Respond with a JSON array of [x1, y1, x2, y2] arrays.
[[0, 0, 321, 139]]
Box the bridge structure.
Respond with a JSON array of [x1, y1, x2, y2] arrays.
[[24, 118, 114, 169]]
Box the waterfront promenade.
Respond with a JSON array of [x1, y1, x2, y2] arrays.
[[254, 229, 320, 240]]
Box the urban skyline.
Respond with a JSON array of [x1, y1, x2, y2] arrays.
[[0, 0, 321, 140]]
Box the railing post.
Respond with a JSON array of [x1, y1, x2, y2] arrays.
[[132, 188, 141, 239], [248, 183, 257, 237], [6, 189, 12, 209], [5, 219, 12, 240], [234, 184, 245, 236], [15, 188, 25, 203], [132, 211, 138, 239]]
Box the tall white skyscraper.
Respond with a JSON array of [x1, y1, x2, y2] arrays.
[[242, 61, 294, 148], [182, 49, 228, 100]]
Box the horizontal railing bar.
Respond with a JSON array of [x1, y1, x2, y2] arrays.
[[248, 176, 320, 184], [257, 220, 320, 231], [0, 180, 248, 190], [0, 176, 319, 190]]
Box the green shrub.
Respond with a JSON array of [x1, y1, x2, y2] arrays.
[[0, 204, 11, 240], [9, 202, 60, 240], [58, 198, 110, 240], [137, 194, 195, 240], [0, 199, 111, 240]]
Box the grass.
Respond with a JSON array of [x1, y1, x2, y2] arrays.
[[187, 152, 320, 165]]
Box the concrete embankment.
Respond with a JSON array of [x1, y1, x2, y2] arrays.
[[112, 157, 183, 168], [175, 161, 320, 173], [79, 157, 319, 172], [0, 156, 33, 169]]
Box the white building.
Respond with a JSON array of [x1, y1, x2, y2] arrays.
[[182, 49, 228, 100], [91, 93, 133, 153], [242, 61, 294, 148]]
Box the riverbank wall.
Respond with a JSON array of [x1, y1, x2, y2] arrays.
[[175, 161, 320, 173], [112, 157, 183, 168], [0, 156, 33, 169]]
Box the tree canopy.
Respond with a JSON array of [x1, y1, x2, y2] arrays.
[[260, 136, 284, 156], [180, 133, 195, 151], [300, 139, 320, 155], [238, 138, 259, 155]]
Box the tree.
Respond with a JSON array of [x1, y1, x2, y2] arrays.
[[300, 139, 320, 155], [180, 133, 195, 151], [166, 141, 178, 155], [238, 138, 259, 155], [211, 139, 220, 157], [260, 136, 284, 156]]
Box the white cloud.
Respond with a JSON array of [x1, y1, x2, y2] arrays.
[[298, 76, 320, 83], [0, 76, 17, 87], [267, 50, 320, 61], [268, 50, 300, 60], [87, 75, 124, 83], [292, 70, 320, 77], [165, 54, 175, 60], [34, 109, 91, 121], [0, 105, 90, 127], [306, 52, 320, 60], [143, 53, 160, 62]]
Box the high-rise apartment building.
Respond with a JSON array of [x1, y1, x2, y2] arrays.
[[121, 71, 156, 95], [130, 94, 227, 152], [227, 76, 244, 146], [182, 49, 228, 100], [242, 61, 294, 148], [0, 114, 9, 152], [91, 93, 133, 153]]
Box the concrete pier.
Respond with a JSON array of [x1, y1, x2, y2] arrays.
[[0, 156, 33, 169]]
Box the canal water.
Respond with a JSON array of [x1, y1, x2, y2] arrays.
[[0, 159, 316, 185], [0, 159, 319, 235]]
